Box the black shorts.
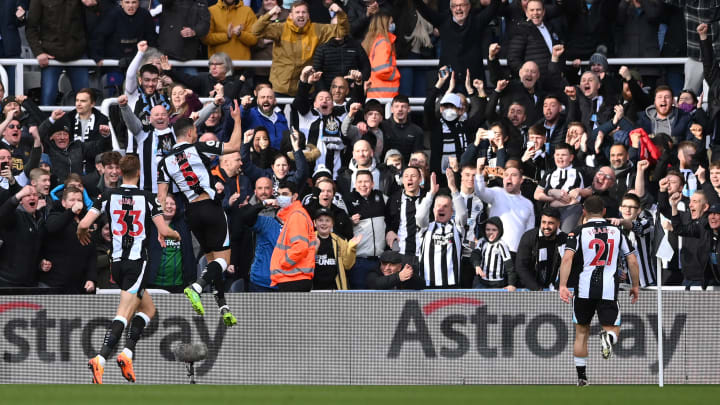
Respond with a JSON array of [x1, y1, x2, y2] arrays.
[[111, 259, 147, 298], [573, 297, 621, 326], [185, 199, 230, 254]]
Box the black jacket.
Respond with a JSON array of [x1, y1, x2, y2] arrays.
[[380, 118, 425, 165], [0, 0, 27, 57], [40, 207, 96, 293], [26, 0, 87, 61], [311, 37, 371, 91], [701, 37, 720, 126], [345, 0, 392, 40], [414, 0, 500, 90], [157, 0, 210, 61], [0, 195, 43, 287], [89, 5, 158, 62], [164, 69, 248, 99], [507, 19, 561, 79], [560, 0, 618, 60], [39, 119, 112, 184], [366, 265, 425, 290], [671, 213, 720, 285], [515, 227, 567, 290]]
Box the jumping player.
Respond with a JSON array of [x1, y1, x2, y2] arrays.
[[79, 155, 180, 384], [558, 196, 640, 387], [157, 101, 244, 326]]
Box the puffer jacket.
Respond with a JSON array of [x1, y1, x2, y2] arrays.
[[26, 0, 87, 61], [203, 0, 258, 60], [251, 11, 349, 96], [39, 119, 111, 183], [344, 189, 386, 258]]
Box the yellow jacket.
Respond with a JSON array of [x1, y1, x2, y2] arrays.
[[203, 1, 258, 60], [322, 233, 358, 290], [251, 11, 349, 96]]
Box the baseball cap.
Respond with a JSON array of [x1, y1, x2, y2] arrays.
[[709, 203, 720, 214], [314, 207, 333, 220], [40, 153, 52, 167], [379, 250, 403, 264], [439, 93, 462, 108]]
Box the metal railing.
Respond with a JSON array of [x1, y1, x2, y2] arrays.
[[2, 57, 690, 109]]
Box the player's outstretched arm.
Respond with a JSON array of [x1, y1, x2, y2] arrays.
[[157, 183, 169, 212], [77, 210, 100, 246], [558, 250, 575, 304], [626, 252, 640, 304], [152, 215, 181, 248], [222, 100, 243, 154]]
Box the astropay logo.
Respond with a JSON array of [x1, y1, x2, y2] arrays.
[[0, 301, 226, 376], [387, 297, 686, 373]]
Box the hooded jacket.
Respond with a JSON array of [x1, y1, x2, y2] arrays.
[[270, 200, 317, 285], [471, 216, 516, 285], [251, 10, 349, 96], [366, 33, 400, 99], [637, 105, 692, 143]]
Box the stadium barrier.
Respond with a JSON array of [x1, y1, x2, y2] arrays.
[[1, 57, 690, 110], [0, 291, 717, 385]]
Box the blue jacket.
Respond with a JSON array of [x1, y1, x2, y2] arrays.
[[636, 105, 692, 144], [240, 106, 289, 151], [50, 184, 94, 208], [250, 213, 282, 288], [0, 0, 27, 57]]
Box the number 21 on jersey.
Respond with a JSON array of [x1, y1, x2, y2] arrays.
[[589, 238, 615, 266]]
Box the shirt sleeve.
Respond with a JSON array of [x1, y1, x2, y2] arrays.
[[197, 140, 224, 157], [565, 232, 578, 252], [147, 192, 164, 218], [157, 159, 169, 185], [90, 191, 108, 214]]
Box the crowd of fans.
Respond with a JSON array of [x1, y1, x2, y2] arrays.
[[1, 0, 720, 293]]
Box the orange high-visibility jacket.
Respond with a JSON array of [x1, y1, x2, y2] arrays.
[[270, 200, 318, 285], [366, 33, 400, 99]]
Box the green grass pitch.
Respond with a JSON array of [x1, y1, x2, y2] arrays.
[[5, 385, 719, 405]]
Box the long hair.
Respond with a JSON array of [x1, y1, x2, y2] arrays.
[[362, 14, 393, 56]]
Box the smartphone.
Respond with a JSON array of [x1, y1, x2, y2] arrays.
[[0, 162, 8, 172], [526, 141, 535, 150]]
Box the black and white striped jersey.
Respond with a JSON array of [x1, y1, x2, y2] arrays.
[[473, 239, 512, 282], [458, 191, 486, 257], [565, 218, 635, 300], [420, 221, 463, 287], [157, 141, 223, 203], [90, 185, 163, 262], [540, 166, 585, 192], [385, 190, 428, 256], [132, 127, 176, 193], [624, 210, 656, 287]]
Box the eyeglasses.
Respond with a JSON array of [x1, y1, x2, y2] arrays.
[[7, 124, 21, 130], [596, 173, 613, 180], [620, 205, 640, 210], [209, 62, 224, 66]]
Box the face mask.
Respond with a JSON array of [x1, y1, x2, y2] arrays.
[[442, 108, 458, 122], [277, 195, 292, 208], [677, 102, 695, 113], [389, 23, 396, 33]]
